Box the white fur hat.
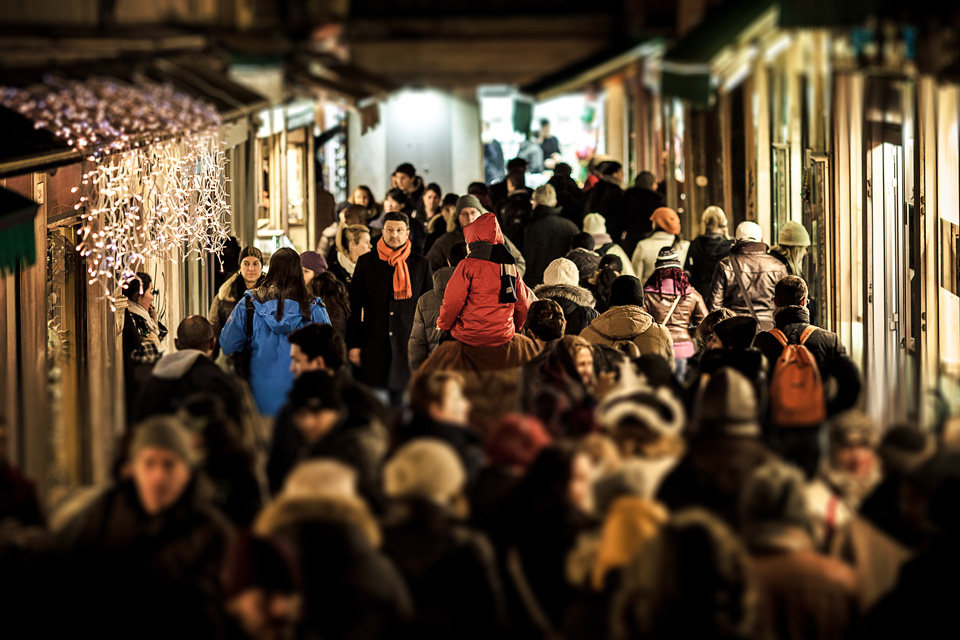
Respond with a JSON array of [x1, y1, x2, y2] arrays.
[[543, 257, 580, 287]]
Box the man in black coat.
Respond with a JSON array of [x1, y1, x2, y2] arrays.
[[132, 315, 244, 426], [522, 184, 579, 287], [267, 323, 388, 496], [348, 211, 432, 405], [57, 416, 232, 638], [621, 171, 665, 256], [754, 275, 861, 417], [583, 160, 627, 245]]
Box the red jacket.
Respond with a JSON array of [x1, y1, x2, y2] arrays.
[[438, 213, 531, 347]]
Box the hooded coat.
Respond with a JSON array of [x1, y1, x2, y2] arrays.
[[220, 290, 331, 417], [347, 245, 433, 392], [256, 496, 414, 639], [207, 271, 263, 346], [708, 241, 789, 331], [409, 266, 456, 371], [533, 283, 599, 336], [438, 213, 532, 349], [522, 205, 580, 287], [685, 233, 734, 298], [426, 226, 526, 277], [131, 350, 245, 425], [579, 305, 674, 363]]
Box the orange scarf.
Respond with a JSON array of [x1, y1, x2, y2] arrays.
[[377, 238, 412, 300]]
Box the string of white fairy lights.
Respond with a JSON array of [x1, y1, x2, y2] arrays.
[[1, 76, 231, 303]]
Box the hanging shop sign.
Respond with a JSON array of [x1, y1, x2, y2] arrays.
[[0, 77, 231, 303]]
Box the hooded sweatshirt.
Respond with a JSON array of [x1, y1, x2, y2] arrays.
[[220, 290, 331, 416], [438, 213, 532, 348], [409, 266, 456, 371]]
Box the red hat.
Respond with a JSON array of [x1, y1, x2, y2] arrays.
[[485, 414, 552, 472], [650, 207, 681, 235]]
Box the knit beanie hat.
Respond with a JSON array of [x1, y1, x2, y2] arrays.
[[582, 213, 607, 235], [222, 532, 299, 599], [130, 415, 197, 466], [239, 245, 263, 264], [609, 275, 644, 307], [778, 221, 811, 247], [383, 438, 465, 504], [739, 461, 809, 531], [694, 367, 759, 435], [282, 459, 357, 500], [543, 257, 580, 287], [878, 426, 934, 475], [654, 246, 682, 270], [455, 194, 489, 217], [287, 371, 344, 412], [649, 207, 681, 235], [300, 250, 327, 274], [486, 414, 552, 472], [735, 221, 763, 242], [828, 410, 880, 448]]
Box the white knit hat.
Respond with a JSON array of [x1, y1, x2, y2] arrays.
[[543, 257, 580, 287], [383, 438, 465, 504], [735, 221, 763, 243], [596, 386, 686, 438], [582, 213, 607, 235]]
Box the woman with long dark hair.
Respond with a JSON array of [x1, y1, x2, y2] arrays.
[[309, 270, 350, 339], [220, 248, 331, 417], [121, 271, 168, 424], [589, 253, 623, 314], [207, 246, 265, 359]]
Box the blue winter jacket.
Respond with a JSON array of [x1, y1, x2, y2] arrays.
[[220, 290, 331, 417]]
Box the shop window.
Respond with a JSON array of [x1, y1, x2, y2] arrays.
[[45, 224, 90, 497]]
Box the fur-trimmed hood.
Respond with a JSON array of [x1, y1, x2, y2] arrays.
[[534, 283, 596, 308], [216, 271, 265, 303], [254, 494, 381, 547]]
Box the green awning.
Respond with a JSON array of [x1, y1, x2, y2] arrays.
[[0, 186, 39, 275], [661, 0, 777, 108]]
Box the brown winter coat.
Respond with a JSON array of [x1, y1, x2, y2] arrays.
[[708, 241, 789, 331], [642, 280, 708, 354], [579, 305, 674, 363], [418, 334, 540, 437], [207, 271, 260, 341]]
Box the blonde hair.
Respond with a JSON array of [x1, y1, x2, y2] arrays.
[[701, 206, 728, 236], [337, 224, 370, 255]]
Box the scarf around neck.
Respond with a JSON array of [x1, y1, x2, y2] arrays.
[[377, 238, 413, 300], [338, 251, 358, 277], [468, 240, 519, 303]]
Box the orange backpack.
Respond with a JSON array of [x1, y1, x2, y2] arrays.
[[769, 326, 827, 427]]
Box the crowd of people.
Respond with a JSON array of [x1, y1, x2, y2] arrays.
[[1, 158, 959, 640]]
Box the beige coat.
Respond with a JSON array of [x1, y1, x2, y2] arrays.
[[579, 305, 674, 363]]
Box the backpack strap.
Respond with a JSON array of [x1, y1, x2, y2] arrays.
[[244, 296, 255, 348], [729, 255, 758, 321], [799, 325, 818, 345], [769, 328, 788, 347]]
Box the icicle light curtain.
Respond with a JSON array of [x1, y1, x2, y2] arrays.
[[0, 77, 231, 302]]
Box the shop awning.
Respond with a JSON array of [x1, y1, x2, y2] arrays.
[[520, 37, 664, 101], [0, 106, 81, 178], [147, 59, 270, 123], [0, 186, 39, 274], [661, 0, 777, 108], [287, 53, 397, 104]]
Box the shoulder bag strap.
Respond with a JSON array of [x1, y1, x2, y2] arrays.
[[244, 296, 255, 350], [663, 293, 683, 325], [729, 255, 758, 320]]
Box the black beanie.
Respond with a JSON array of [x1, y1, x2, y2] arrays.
[[609, 275, 644, 307]]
